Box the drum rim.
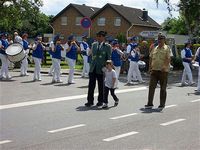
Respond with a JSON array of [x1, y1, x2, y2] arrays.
[[5, 43, 23, 56], [7, 54, 26, 63]]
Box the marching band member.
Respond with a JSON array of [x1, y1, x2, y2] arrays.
[[65, 35, 80, 84], [111, 40, 124, 81], [126, 37, 138, 83], [14, 31, 23, 45], [80, 35, 90, 78], [0, 33, 11, 80], [127, 45, 144, 84], [32, 36, 45, 81], [51, 36, 64, 83], [194, 47, 200, 93], [20, 33, 29, 76], [181, 41, 195, 86]]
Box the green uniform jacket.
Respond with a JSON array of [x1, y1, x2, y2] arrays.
[[90, 42, 111, 74]]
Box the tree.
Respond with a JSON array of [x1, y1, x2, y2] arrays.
[[155, 0, 200, 39], [161, 16, 187, 35], [0, 0, 52, 37]]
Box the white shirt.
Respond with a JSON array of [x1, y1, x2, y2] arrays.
[[195, 47, 200, 57], [105, 69, 117, 88], [181, 48, 192, 59]]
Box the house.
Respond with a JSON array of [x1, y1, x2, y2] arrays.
[[51, 3, 100, 41], [51, 3, 161, 41], [90, 3, 161, 38]]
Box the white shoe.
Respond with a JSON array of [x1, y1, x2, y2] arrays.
[[57, 80, 63, 83]]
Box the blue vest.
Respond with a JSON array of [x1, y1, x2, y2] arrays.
[[130, 50, 139, 62], [81, 42, 88, 56], [182, 48, 192, 63], [66, 45, 77, 60], [0, 39, 8, 55], [112, 49, 122, 67], [52, 44, 62, 59], [32, 43, 44, 59], [22, 40, 29, 50], [128, 43, 138, 59]]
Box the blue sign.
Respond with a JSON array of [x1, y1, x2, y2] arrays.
[[81, 17, 92, 29]]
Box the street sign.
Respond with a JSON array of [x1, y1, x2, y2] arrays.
[[139, 31, 159, 38], [81, 17, 92, 29]]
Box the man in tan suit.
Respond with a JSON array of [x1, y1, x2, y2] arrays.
[[145, 33, 171, 110]]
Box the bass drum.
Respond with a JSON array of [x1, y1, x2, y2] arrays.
[[6, 43, 26, 62]]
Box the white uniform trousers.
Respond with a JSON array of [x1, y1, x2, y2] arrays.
[[48, 55, 54, 75], [0, 54, 11, 78], [52, 58, 61, 81], [82, 55, 89, 77], [181, 62, 193, 84], [197, 66, 200, 91], [127, 61, 143, 83], [33, 57, 42, 80], [128, 59, 137, 81], [20, 55, 28, 75], [66, 57, 76, 83], [114, 66, 121, 86]]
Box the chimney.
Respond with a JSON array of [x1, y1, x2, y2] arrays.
[[142, 8, 148, 21]]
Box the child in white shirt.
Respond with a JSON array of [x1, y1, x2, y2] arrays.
[[102, 60, 119, 108]]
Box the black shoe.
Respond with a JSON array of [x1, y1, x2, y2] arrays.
[[144, 104, 153, 109], [96, 102, 103, 107], [85, 103, 93, 107], [102, 103, 108, 109], [158, 105, 165, 110], [114, 100, 119, 106]]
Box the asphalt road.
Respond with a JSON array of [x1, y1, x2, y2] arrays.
[[0, 71, 199, 150]]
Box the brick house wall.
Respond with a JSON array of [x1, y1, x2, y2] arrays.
[[52, 7, 89, 41], [90, 6, 130, 38]]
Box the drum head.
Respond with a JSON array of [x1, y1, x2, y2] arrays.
[[6, 43, 23, 56]]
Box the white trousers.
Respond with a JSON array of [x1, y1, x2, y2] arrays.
[[20, 55, 28, 75], [181, 62, 193, 84], [127, 61, 143, 83], [49, 55, 54, 75], [114, 66, 121, 79], [33, 57, 42, 80], [66, 57, 76, 83], [0, 54, 10, 78], [52, 58, 61, 81], [197, 66, 200, 91], [82, 55, 90, 77]]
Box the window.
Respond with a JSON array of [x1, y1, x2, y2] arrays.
[[76, 17, 82, 25], [114, 17, 121, 26], [97, 17, 106, 26], [61, 17, 67, 25]]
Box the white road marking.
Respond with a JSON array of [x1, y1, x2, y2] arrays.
[[103, 131, 139, 142], [110, 113, 138, 120], [48, 124, 86, 133], [0, 87, 147, 110], [160, 119, 186, 126], [190, 99, 200, 103], [0, 140, 12, 145], [165, 104, 177, 108]]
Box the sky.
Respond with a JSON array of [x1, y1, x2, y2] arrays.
[[40, 0, 180, 24]]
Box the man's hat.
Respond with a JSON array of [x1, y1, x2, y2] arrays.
[[68, 35, 74, 41], [53, 34, 60, 42], [132, 36, 137, 41], [96, 31, 107, 37], [112, 39, 119, 45]]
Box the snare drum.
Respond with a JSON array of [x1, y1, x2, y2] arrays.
[[6, 43, 26, 62]]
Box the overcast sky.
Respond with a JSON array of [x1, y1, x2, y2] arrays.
[[40, 0, 179, 24]]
